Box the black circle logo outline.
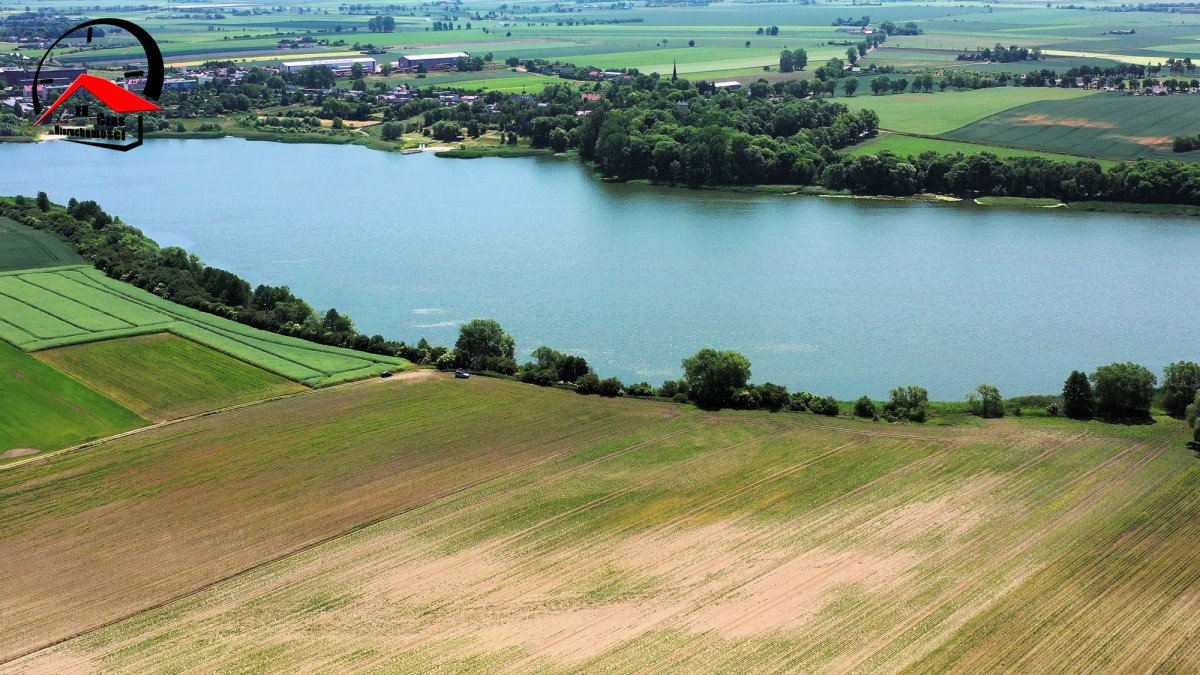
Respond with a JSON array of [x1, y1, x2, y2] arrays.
[[32, 19, 164, 115]]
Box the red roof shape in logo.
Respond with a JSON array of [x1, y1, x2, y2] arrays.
[[32, 73, 161, 127]]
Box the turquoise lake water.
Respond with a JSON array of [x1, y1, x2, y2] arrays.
[[4, 138, 1197, 398]]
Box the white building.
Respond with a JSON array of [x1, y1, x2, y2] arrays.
[[281, 57, 377, 76]]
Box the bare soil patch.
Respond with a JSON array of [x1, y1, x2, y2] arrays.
[[1016, 114, 1116, 129]]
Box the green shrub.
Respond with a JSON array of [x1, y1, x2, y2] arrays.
[[576, 372, 600, 394], [854, 396, 876, 418], [598, 377, 623, 397]]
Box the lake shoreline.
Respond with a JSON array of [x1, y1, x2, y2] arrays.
[[10, 132, 1199, 216], [7, 138, 1196, 399]]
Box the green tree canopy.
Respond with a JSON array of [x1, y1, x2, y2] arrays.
[[1091, 362, 1156, 420], [1161, 361, 1200, 418], [887, 385, 928, 422], [1063, 370, 1093, 419], [968, 383, 1004, 418], [682, 349, 751, 409], [455, 319, 515, 370]]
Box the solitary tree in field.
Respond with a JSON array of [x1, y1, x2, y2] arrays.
[[843, 76, 859, 96], [1063, 370, 1094, 419], [968, 384, 1004, 418], [682, 349, 751, 410], [36, 191, 49, 212], [1161, 361, 1200, 417]]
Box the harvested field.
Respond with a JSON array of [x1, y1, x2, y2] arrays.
[[1, 377, 1194, 673]]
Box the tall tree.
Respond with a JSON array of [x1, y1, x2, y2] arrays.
[[1161, 361, 1200, 417], [968, 383, 1004, 418], [682, 349, 751, 409], [1091, 362, 1156, 420], [1063, 370, 1094, 419], [455, 319, 515, 370]]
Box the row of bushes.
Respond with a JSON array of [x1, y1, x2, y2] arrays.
[[450, 320, 1199, 439]]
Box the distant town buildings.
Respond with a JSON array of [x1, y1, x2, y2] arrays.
[[396, 52, 468, 71], [0, 67, 85, 88], [281, 57, 377, 76]]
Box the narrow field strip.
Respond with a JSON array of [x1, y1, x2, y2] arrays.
[[0, 265, 405, 386]]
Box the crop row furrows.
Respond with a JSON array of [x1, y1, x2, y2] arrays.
[[71, 268, 400, 365], [0, 286, 122, 334], [992, 461, 1200, 673], [58, 270, 347, 380], [831, 439, 1164, 675], [493, 437, 966, 673], [31, 410, 700, 669], [643, 432, 1084, 672], [381, 425, 805, 625], [638, 427, 1099, 667], [457, 436, 876, 613], [0, 293, 88, 340], [18, 273, 145, 329]]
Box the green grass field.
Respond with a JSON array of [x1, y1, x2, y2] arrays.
[[0, 340, 144, 455], [36, 333, 307, 421], [0, 266, 408, 387], [945, 94, 1200, 161], [846, 132, 1119, 167], [2, 376, 1196, 671], [843, 87, 1098, 136], [0, 218, 84, 273]]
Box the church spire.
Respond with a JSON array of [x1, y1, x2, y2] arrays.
[[672, 60, 678, 81]]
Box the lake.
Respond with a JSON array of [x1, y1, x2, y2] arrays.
[[4, 138, 1197, 399]]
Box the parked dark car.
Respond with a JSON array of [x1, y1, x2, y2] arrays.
[[454, 370, 470, 379], [380, 371, 393, 378]]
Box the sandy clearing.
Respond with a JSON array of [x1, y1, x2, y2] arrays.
[[1016, 114, 1116, 129], [1106, 133, 1173, 146], [0, 449, 39, 459]]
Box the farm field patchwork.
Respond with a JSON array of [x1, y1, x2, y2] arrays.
[[845, 133, 1119, 167], [945, 94, 1200, 161], [0, 340, 145, 455], [842, 87, 1098, 136], [35, 333, 307, 421], [0, 218, 84, 273], [0, 266, 408, 386], [1, 377, 1194, 672]]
